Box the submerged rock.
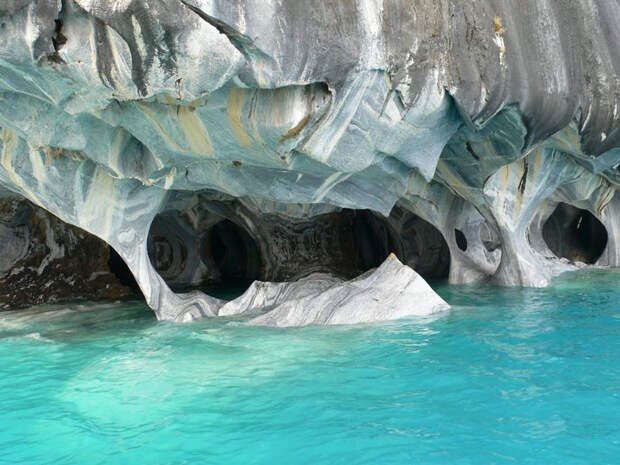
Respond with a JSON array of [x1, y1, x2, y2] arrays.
[[215, 254, 449, 327]]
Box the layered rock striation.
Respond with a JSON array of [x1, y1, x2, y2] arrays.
[[0, 1, 618, 322], [218, 254, 450, 327]]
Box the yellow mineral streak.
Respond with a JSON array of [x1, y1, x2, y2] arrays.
[[280, 113, 312, 143], [138, 103, 181, 165], [530, 148, 544, 182], [176, 106, 215, 157], [228, 87, 252, 147], [30, 144, 47, 183], [0, 130, 43, 207], [435, 160, 467, 196]]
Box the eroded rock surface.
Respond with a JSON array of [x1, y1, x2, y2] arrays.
[[0, 198, 134, 308], [216, 254, 449, 327], [0, 1, 618, 321]]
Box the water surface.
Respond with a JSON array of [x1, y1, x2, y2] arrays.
[[1, 269, 619, 464]]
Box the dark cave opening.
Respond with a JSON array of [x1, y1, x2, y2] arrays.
[[352, 210, 401, 272], [399, 213, 451, 281], [542, 203, 608, 264], [108, 247, 140, 293], [146, 212, 263, 295], [351, 208, 450, 281], [147, 214, 191, 290], [455, 229, 468, 251], [144, 205, 451, 296], [143, 211, 265, 301], [205, 219, 262, 285]]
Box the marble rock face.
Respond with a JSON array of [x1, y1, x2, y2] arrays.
[[0, 1, 618, 322], [0, 197, 134, 308]]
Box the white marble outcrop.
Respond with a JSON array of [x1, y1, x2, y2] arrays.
[[215, 254, 449, 327]]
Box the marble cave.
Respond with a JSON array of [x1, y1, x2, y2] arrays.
[[0, 0, 618, 325]]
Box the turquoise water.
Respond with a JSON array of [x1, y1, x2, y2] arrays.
[[1, 270, 619, 465]]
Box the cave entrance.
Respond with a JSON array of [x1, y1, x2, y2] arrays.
[[349, 208, 450, 282], [351, 210, 401, 272], [205, 219, 262, 286], [146, 212, 263, 298], [542, 203, 608, 264], [108, 247, 140, 293], [145, 210, 263, 300], [145, 205, 450, 297], [147, 213, 193, 291], [397, 212, 450, 281]]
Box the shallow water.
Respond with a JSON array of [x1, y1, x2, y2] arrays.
[[0, 269, 619, 465]]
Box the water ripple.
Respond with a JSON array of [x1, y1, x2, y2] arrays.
[[0, 269, 619, 464]]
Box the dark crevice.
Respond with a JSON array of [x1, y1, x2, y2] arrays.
[[518, 157, 528, 194], [542, 203, 608, 264], [52, 19, 67, 51], [483, 240, 500, 252], [47, 14, 67, 64], [455, 229, 468, 251], [398, 212, 451, 280], [465, 141, 480, 161], [108, 248, 140, 292], [206, 219, 261, 285], [353, 210, 399, 272]]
